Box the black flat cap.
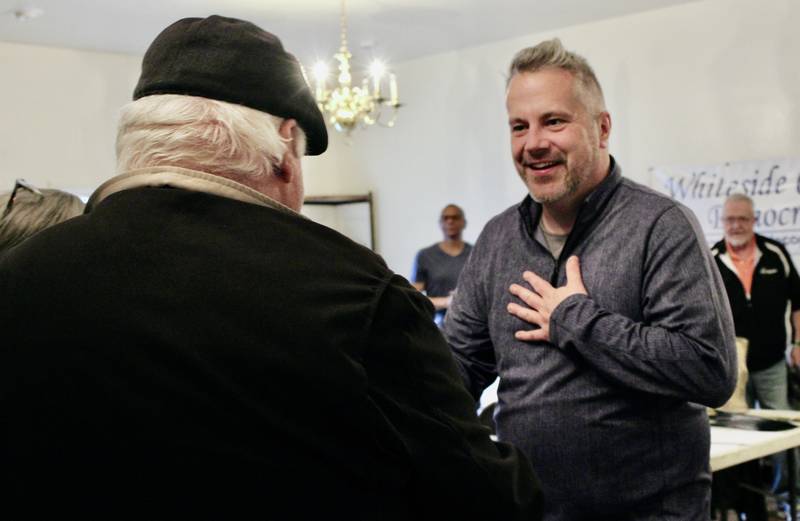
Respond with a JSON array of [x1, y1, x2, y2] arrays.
[[133, 15, 327, 155]]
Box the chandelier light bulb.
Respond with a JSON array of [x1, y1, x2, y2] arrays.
[[312, 62, 329, 83], [369, 61, 385, 79], [311, 61, 329, 101], [369, 61, 385, 97]]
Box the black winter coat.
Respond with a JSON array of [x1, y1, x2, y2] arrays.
[[0, 186, 542, 520]]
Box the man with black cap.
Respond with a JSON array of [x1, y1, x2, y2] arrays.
[[0, 15, 542, 519]]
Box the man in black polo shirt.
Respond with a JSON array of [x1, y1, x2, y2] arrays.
[[712, 193, 800, 409]]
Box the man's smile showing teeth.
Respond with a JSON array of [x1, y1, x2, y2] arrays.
[[526, 160, 561, 171]]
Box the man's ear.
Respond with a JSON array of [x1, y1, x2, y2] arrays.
[[597, 111, 611, 150], [276, 119, 300, 184]]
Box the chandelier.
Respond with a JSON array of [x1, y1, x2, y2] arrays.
[[311, 0, 401, 134]]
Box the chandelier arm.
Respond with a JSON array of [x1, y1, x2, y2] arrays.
[[340, 0, 347, 50]]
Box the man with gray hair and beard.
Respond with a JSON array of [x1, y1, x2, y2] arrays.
[[713, 193, 800, 407], [444, 38, 737, 520], [0, 16, 542, 519], [712, 193, 800, 507]]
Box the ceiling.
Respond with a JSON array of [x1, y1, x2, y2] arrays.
[[0, 0, 698, 65]]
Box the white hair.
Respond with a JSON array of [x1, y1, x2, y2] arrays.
[[724, 192, 754, 209], [116, 94, 307, 178]]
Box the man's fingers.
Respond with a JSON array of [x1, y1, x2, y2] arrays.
[[507, 302, 545, 325], [509, 283, 545, 310], [521, 270, 552, 295], [515, 328, 548, 342], [565, 256, 587, 294]]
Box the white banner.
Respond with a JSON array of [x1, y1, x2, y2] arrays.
[[650, 158, 800, 269]]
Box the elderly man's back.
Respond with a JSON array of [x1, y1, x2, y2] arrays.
[[0, 186, 541, 518]]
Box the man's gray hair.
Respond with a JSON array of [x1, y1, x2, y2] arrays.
[[507, 38, 606, 113], [724, 193, 754, 208], [0, 188, 84, 252], [116, 94, 307, 178]]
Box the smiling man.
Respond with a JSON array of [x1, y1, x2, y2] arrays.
[[444, 38, 737, 520]]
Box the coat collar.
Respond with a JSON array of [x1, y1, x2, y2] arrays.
[[86, 166, 301, 218]]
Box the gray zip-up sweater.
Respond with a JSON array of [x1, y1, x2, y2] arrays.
[[445, 159, 736, 520]]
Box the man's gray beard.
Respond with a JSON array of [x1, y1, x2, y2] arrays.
[[726, 235, 751, 248], [530, 170, 580, 204]]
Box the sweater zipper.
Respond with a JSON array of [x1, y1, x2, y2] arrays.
[[549, 213, 584, 286]]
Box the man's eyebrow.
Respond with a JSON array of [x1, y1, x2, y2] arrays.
[[542, 110, 570, 119]]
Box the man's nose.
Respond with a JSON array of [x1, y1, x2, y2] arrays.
[[523, 128, 550, 155]]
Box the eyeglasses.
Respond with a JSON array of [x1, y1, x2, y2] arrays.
[[2, 178, 44, 219], [722, 216, 754, 225]]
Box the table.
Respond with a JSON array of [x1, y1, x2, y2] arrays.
[[710, 411, 800, 519], [711, 425, 800, 472]]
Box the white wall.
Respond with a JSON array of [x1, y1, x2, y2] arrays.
[[2, 0, 799, 279], [0, 41, 350, 197], [0, 42, 139, 196]]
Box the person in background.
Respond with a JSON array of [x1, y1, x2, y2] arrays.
[[712, 193, 800, 409], [411, 204, 472, 325], [712, 193, 800, 503], [0, 15, 542, 519], [0, 178, 84, 253], [444, 38, 736, 520]]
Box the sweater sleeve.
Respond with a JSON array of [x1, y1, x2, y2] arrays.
[[364, 274, 542, 520], [442, 234, 499, 401], [549, 205, 738, 407]]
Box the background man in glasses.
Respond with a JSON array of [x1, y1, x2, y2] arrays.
[[711, 193, 800, 510], [712, 193, 800, 409], [411, 204, 472, 326]]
